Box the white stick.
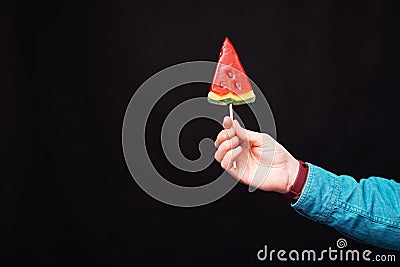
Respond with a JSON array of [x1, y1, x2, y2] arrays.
[[229, 104, 237, 169]]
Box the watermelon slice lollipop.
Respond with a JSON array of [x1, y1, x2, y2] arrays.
[[208, 37, 256, 105], [208, 37, 255, 169]]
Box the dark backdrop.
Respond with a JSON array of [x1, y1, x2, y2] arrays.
[[1, 0, 399, 266]]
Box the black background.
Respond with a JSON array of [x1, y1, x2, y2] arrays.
[[1, 0, 400, 266]]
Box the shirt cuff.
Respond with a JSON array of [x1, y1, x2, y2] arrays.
[[291, 163, 340, 223]]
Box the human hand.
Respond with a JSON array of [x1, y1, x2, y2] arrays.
[[214, 116, 299, 193]]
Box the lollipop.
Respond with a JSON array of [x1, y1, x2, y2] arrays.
[[208, 37, 256, 168]]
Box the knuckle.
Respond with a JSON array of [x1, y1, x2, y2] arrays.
[[220, 160, 226, 169], [215, 149, 223, 162], [214, 151, 220, 162], [220, 140, 230, 151], [221, 153, 231, 169], [215, 134, 223, 144], [262, 133, 273, 142], [216, 131, 229, 146], [224, 152, 232, 165]]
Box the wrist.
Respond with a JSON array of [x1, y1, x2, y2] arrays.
[[284, 159, 309, 199], [286, 158, 300, 193]]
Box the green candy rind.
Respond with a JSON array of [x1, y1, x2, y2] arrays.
[[207, 96, 256, 106]]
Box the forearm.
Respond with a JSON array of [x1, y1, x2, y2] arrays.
[[292, 163, 400, 250]]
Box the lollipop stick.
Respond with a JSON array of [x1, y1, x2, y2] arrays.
[[229, 104, 237, 169]]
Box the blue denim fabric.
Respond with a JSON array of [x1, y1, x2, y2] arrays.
[[292, 163, 400, 250]]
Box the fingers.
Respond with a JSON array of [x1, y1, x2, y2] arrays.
[[221, 146, 242, 169], [214, 136, 239, 163], [215, 118, 254, 149], [214, 127, 235, 148]]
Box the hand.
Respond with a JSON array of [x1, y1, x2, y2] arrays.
[[214, 116, 299, 194]]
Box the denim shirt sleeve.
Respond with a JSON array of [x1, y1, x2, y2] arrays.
[[292, 163, 400, 250]]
